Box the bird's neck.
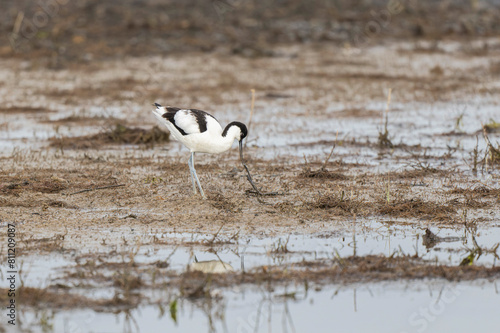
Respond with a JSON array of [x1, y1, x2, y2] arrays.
[[205, 126, 240, 154]]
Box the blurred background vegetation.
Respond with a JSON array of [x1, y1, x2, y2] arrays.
[[1, 0, 499, 68]]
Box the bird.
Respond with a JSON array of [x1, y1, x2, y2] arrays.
[[152, 103, 248, 199]]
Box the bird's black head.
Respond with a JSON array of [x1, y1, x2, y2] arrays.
[[223, 121, 248, 141]]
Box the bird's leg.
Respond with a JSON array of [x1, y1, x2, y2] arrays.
[[190, 152, 206, 199], [188, 153, 197, 194]]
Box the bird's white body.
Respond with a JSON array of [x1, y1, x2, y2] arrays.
[[152, 107, 241, 154], [151, 103, 248, 199]]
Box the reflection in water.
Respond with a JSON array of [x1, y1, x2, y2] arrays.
[[7, 221, 500, 332], [122, 309, 140, 333], [9, 279, 500, 333], [239, 283, 303, 333], [420, 227, 499, 266], [422, 228, 463, 249], [192, 296, 228, 333], [189, 260, 234, 273]]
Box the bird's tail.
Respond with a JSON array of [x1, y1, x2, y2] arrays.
[[152, 102, 167, 123]]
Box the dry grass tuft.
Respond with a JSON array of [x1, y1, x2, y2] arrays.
[[309, 193, 367, 216], [49, 124, 169, 149], [390, 168, 446, 180], [208, 192, 240, 212], [1, 179, 68, 194], [449, 185, 500, 199], [377, 198, 456, 221], [19, 231, 68, 253], [300, 168, 348, 180]]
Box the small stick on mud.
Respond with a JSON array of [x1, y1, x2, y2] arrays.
[[245, 89, 256, 148], [69, 184, 125, 195], [384, 88, 392, 125], [302, 154, 309, 166], [378, 88, 394, 148], [207, 224, 224, 245], [321, 131, 339, 170]]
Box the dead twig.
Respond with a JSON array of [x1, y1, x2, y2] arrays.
[[321, 130, 339, 171], [207, 224, 224, 245], [244, 89, 256, 149], [378, 88, 394, 148]]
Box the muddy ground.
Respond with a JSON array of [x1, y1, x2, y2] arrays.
[[0, 0, 500, 331]]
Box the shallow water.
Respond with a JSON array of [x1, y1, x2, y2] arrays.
[[2, 94, 499, 164], [11, 220, 500, 290], [136, 221, 500, 272], [15, 280, 500, 333]]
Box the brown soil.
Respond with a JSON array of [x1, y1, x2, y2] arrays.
[[2, 1, 500, 67]]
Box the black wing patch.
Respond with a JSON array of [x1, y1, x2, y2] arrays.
[[189, 109, 212, 133], [162, 107, 187, 136], [161, 107, 218, 136]]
